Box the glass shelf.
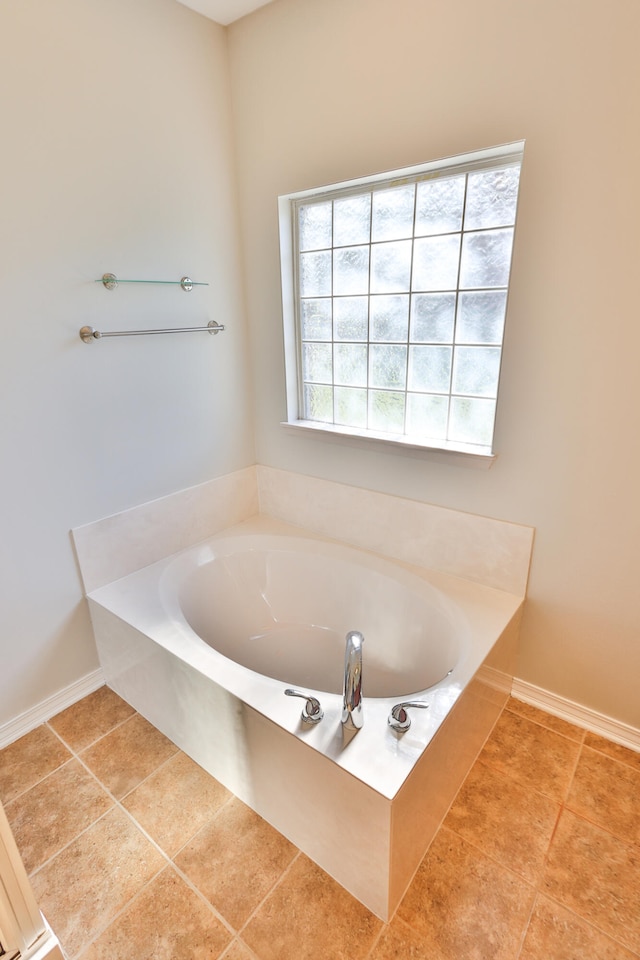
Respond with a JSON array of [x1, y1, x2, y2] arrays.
[[96, 273, 208, 291]]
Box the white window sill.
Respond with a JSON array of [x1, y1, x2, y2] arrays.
[[280, 420, 497, 469]]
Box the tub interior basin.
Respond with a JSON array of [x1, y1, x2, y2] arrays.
[[164, 536, 464, 698]]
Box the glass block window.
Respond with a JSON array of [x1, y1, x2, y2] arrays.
[[280, 142, 524, 456]]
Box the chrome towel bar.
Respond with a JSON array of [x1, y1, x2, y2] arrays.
[[79, 321, 225, 343]]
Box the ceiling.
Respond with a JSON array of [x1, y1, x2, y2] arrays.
[[175, 0, 275, 25]]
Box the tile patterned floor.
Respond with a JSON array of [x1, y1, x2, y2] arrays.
[[1, 687, 640, 959]]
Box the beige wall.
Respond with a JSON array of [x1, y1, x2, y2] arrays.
[[2, 0, 639, 736], [228, 0, 640, 727], [0, 0, 254, 725]]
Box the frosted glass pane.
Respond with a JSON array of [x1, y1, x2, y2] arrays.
[[304, 383, 333, 422], [410, 293, 455, 343], [369, 344, 407, 390], [452, 346, 501, 397], [370, 295, 409, 341], [335, 386, 367, 428], [299, 202, 332, 251], [301, 299, 332, 341], [300, 251, 332, 297], [334, 246, 370, 295], [413, 235, 461, 291], [406, 393, 449, 439], [334, 297, 368, 341], [415, 176, 465, 236], [464, 167, 520, 230], [408, 345, 452, 393], [449, 397, 496, 446], [369, 390, 405, 432], [371, 184, 415, 241], [371, 240, 412, 293], [302, 342, 332, 383], [459, 228, 513, 289], [456, 291, 507, 344], [334, 343, 368, 386], [334, 194, 371, 246]]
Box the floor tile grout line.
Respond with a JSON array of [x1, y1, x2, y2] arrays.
[[469, 750, 573, 809], [38, 720, 314, 883], [504, 701, 588, 746], [220, 937, 262, 960], [106, 783, 265, 942], [45, 708, 234, 827], [2, 752, 78, 809], [232, 849, 304, 939], [513, 888, 541, 960], [552, 801, 640, 858], [114, 740, 182, 801], [437, 822, 539, 896], [0, 724, 80, 806], [554, 735, 640, 847], [562, 734, 586, 803], [6, 739, 117, 876], [579, 739, 640, 775], [45, 708, 138, 755], [539, 890, 640, 958], [26, 803, 116, 882], [37, 716, 147, 795], [22, 746, 178, 886], [63, 798, 240, 957], [165, 788, 238, 863], [102, 767, 311, 947], [69, 859, 169, 960], [170, 843, 304, 946], [505, 699, 588, 745], [473, 703, 587, 808], [52, 713, 183, 800], [165, 858, 239, 938], [44, 713, 190, 811], [583, 739, 640, 771], [535, 795, 564, 886], [535, 803, 640, 957], [467, 748, 574, 804], [444, 761, 640, 956], [362, 919, 388, 960], [108, 803, 240, 941]]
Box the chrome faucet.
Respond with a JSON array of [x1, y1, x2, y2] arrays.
[[342, 630, 364, 731]]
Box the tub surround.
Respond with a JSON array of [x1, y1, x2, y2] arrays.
[[257, 466, 534, 596], [72, 465, 533, 596], [73, 467, 531, 919], [72, 466, 259, 595]]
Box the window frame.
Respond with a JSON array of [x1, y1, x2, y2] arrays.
[[278, 141, 525, 466]]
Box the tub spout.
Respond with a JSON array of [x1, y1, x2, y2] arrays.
[[342, 630, 364, 731]]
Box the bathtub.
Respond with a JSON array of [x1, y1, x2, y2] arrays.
[[86, 515, 523, 920]]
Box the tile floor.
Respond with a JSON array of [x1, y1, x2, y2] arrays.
[[1, 686, 640, 959]]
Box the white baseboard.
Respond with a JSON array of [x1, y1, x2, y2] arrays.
[[0, 669, 105, 750], [511, 678, 640, 753]]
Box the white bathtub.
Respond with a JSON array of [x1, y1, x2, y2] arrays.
[[163, 532, 462, 697], [87, 516, 523, 920]]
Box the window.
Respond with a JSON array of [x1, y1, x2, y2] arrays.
[[278, 142, 524, 461]]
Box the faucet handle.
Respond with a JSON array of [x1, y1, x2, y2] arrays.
[[388, 700, 429, 732], [284, 688, 324, 724]]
